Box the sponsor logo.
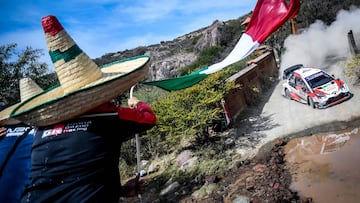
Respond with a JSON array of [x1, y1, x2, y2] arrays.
[[42, 124, 65, 138], [41, 121, 92, 138], [6, 127, 31, 137], [63, 121, 92, 133]]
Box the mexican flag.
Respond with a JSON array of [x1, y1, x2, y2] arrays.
[[142, 0, 300, 91]]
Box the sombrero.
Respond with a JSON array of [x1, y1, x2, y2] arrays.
[[11, 15, 150, 127], [0, 78, 43, 125]]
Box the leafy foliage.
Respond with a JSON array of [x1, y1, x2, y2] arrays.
[[345, 53, 360, 84], [191, 34, 203, 45], [219, 18, 247, 47], [143, 67, 240, 157], [0, 43, 57, 105]]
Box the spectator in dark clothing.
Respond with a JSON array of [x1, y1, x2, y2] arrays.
[[8, 15, 157, 202], [0, 126, 34, 203], [0, 78, 43, 203], [21, 97, 156, 202]]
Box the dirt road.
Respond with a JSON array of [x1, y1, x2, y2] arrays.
[[233, 58, 360, 160]]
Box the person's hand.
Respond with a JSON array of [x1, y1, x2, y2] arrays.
[[0, 127, 7, 138], [121, 174, 147, 197], [128, 97, 139, 108]]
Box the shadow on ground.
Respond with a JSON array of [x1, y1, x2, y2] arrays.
[[231, 76, 281, 149]]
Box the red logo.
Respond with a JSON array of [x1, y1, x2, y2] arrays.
[[51, 124, 64, 135]]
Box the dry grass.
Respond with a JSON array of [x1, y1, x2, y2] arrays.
[[345, 54, 360, 85]]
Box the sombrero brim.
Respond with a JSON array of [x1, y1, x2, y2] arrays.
[[11, 55, 150, 127], [0, 104, 21, 125], [0, 77, 44, 125]]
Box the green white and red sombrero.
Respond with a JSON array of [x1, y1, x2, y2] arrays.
[[11, 15, 150, 127]]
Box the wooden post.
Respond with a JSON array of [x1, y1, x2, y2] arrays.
[[290, 18, 298, 35], [348, 30, 359, 55]]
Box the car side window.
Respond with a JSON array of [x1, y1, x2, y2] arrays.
[[295, 77, 302, 86], [289, 74, 295, 87], [295, 77, 308, 91]]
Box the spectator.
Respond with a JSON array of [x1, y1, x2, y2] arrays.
[[0, 78, 43, 203], [9, 15, 156, 202], [21, 97, 156, 202]]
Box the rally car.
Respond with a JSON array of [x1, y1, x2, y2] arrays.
[[282, 64, 352, 109]]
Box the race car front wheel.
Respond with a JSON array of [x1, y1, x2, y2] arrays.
[[285, 89, 292, 100], [308, 97, 315, 109]]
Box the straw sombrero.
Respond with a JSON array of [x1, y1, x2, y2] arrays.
[[0, 78, 43, 125], [11, 15, 150, 127]]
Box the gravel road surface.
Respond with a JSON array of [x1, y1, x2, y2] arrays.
[[233, 58, 360, 160]]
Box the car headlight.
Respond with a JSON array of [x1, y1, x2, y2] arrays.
[[315, 93, 326, 99], [340, 84, 349, 92]]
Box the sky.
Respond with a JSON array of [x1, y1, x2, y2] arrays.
[[0, 0, 256, 70]]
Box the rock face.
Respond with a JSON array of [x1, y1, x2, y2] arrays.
[[146, 20, 225, 81], [94, 20, 237, 82]]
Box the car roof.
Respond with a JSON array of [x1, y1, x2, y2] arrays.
[[294, 67, 322, 78]]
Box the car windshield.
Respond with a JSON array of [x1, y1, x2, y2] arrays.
[[305, 71, 333, 88]]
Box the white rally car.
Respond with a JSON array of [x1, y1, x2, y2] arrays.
[[282, 64, 352, 109]]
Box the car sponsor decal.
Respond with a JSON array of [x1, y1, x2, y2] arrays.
[[313, 88, 327, 95], [301, 68, 312, 74], [334, 79, 342, 88], [316, 83, 338, 94], [305, 71, 327, 81], [290, 91, 301, 101]]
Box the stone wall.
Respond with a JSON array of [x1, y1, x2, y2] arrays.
[[224, 50, 278, 121]]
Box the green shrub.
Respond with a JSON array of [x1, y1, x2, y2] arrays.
[[191, 34, 203, 45], [345, 53, 360, 84], [144, 67, 239, 157]]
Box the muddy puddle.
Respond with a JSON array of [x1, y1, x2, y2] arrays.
[[284, 127, 360, 203]]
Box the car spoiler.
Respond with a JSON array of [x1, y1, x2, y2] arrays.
[[282, 64, 303, 80]]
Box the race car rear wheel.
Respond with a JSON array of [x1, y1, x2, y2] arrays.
[[285, 89, 292, 100], [308, 97, 315, 109]]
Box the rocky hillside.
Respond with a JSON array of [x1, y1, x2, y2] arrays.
[[93, 0, 360, 82], [94, 18, 247, 82]]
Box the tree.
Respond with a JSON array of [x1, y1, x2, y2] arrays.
[[0, 43, 56, 105]]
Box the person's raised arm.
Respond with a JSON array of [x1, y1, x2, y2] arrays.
[[88, 97, 156, 125], [117, 97, 156, 125]]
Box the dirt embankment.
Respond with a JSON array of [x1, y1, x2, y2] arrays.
[[211, 139, 313, 203]]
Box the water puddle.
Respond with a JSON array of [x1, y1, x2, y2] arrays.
[[284, 127, 360, 203]]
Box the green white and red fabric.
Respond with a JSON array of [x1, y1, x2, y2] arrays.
[[143, 0, 300, 91]]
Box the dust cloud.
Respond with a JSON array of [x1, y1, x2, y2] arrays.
[[280, 7, 360, 74]]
